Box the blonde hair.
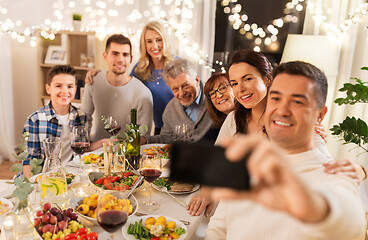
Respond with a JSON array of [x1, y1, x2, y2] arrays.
[[134, 21, 173, 81]]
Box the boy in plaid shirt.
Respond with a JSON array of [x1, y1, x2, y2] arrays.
[[23, 65, 107, 178]]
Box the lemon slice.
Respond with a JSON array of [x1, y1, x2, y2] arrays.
[[41, 178, 66, 198]]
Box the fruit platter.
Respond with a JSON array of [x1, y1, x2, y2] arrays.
[[122, 215, 187, 240], [70, 193, 138, 225], [88, 171, 142, 191], [34, 202, 99, 240]]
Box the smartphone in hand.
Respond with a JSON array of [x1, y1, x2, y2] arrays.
[[170, 141, 250, 190]]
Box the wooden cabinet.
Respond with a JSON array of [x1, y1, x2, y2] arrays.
[[37, 31, 103, 107]]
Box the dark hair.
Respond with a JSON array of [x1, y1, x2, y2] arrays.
[[204, 73, 230, 128], [272, 61, 328, 108], [46, 64, 77, 85], [105, 34, 132, 56], [227, 49, 272, 134]]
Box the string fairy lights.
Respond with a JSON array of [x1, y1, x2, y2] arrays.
[[221, 0, 306, 52], [1, 0, 368, 72], [0, 0, 221, 72]]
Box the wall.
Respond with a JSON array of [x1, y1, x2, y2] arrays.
[[11, 41, 38, 145]]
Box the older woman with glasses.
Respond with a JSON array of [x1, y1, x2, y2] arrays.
[[203, 73, 236, 128], [186, 73, 236, 218]]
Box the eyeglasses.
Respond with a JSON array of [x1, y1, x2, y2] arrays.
[[208, 83, 230, 99]]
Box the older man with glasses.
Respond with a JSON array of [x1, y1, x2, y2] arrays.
[[141, 58, 216, 144]]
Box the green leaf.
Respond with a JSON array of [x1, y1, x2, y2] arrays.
[[17, 151, 28, 161], [37, 158, 44, 165], [14, 177, 24, 186], [31, 166, 42, 175], [11, 163, 23, 172]]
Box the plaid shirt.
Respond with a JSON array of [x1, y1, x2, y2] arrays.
[[23, 103, 87, 165]]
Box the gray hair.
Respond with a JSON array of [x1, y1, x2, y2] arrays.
[[163, 58, 197, 84]]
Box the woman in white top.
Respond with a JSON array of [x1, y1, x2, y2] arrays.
[[188, 50, 365, 217]]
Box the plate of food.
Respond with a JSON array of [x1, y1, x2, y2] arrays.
[[122, 215, 187, 240], [69, 193, 138, 225], [72, 148, 104, 168], [153, 177, 200, 195], [141, 144, 171, 167], [88, 171, 143, 191], [0, 197, 13, 218]]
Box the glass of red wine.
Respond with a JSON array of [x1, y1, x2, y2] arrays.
[[71, 126, 90, 171], [105, 116, 121, 136], [96, 191, 129, 240], [139, 153, 162, 211]]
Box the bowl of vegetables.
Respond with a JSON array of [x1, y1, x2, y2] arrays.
[[88, 171, 143, 192]]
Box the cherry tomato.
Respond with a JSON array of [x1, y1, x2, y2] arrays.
[[95, 178, 105, 185], [103, 179, 113, 190], [123, 171, 134, 178], [76, 228, 88, 236], [113, 186, 124, 191], [79, 234, 87, 240], [106, 176, 120, 182], [65, 233, 78, 240], [151, 237, 160, 240], [86, 232, 98, 240]]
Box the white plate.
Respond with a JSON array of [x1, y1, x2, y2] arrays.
[[141, 144, 170, 167], [72, 148, 104, 166], [152, 180, 200, 195], [122, 215, 188, 240], [0, 181, 16, 198], [0, 197, 13, 218]]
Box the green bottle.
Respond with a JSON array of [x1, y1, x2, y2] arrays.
[[125, 109, 140, 170]]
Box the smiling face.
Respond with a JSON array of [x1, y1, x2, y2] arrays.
[[167, 72, 200, 106], [265, 73, 327, 153], [228, 62, 269, 109], [145, 29, 164, 61], [209, 77, 235, 115], [46, 74, 76, 109], [103, 42, 132, 75]]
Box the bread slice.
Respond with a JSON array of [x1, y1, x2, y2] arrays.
[[170, 182, 194, 192]]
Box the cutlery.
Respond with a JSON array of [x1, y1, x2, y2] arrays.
[[135, 212, 190, 225], [125, 175, 144, 198], [156, 186, 187, 208]]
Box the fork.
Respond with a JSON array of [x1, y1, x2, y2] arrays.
[[135, 212, 190, 225], [156, 186, 187, 208]]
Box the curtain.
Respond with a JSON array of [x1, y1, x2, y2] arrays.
[[0, 34, 16, 162], [303, 0, 368, 164]]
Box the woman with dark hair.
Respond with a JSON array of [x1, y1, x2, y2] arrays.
[[203, 73, 235, 128], [215, 49, 272, 143]]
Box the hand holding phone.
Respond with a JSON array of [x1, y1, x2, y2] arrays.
[[170, 141, 250, 190]]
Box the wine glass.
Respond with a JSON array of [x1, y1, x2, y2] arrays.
[[173, 124, 191, 142], [105, 116, 121, 136], [71, 126, 90, 171], [96, 191, 129, 240], [140, 153, 162, 211]]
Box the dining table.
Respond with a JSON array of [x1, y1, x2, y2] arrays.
[[0, 159, 207, 240]]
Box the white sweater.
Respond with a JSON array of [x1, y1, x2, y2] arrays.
[[205, 149, 366, 240], [81, 71, 153, 141]]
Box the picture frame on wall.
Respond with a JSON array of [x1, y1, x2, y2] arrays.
[[44, 46, 67, 64]]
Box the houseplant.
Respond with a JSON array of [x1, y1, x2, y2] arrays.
[[330, 66, 368, 154], [72, 13, 82, 31], [11, 134, 43, 237]]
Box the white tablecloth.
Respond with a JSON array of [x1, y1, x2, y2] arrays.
[[0, 170, 206, 240]]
